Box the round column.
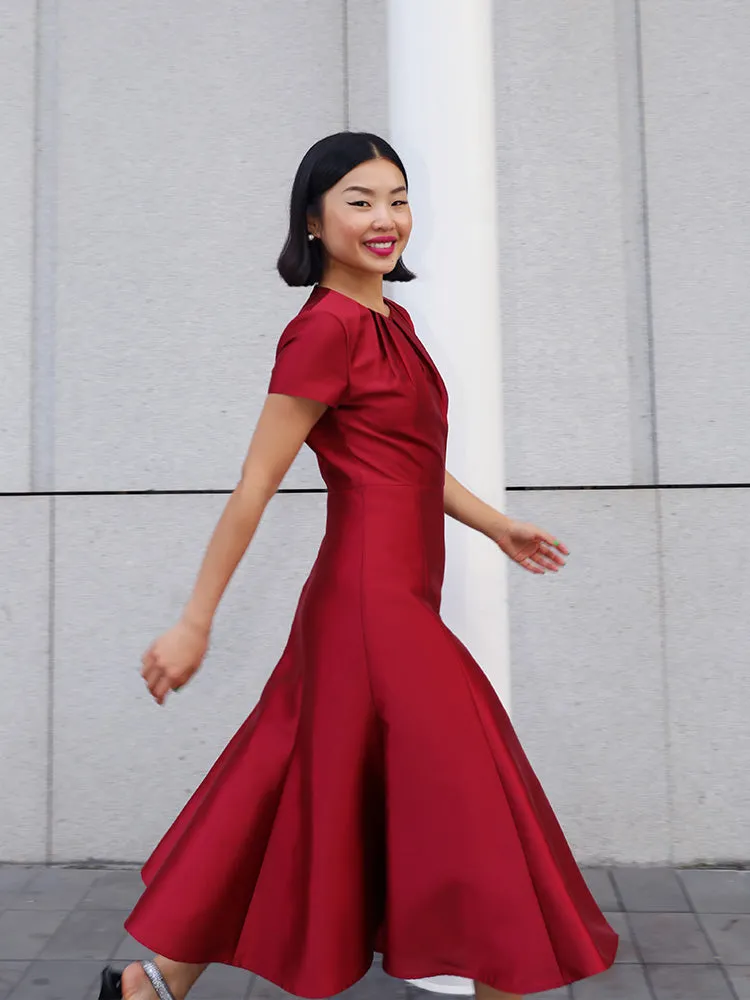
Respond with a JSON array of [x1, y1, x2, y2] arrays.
[[386, 2, 509, 994]]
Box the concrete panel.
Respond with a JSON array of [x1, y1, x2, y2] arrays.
[[494, 1, 635, 487], [0, 498, 50, 862], [642, 2, 750, 483], [55, 0, 344, 491], [0, 3, 34, 491], [503, 488, 669, 863], [660, 488, 750, 863], [346, 0, 389, 137], [52, 491, 326, 861]]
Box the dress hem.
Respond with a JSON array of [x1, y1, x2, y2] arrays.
[[123, 915, 618, 1000]]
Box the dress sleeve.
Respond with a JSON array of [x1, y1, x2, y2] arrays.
[[267, 309, 349, 407]]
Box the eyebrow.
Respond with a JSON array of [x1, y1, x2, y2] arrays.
[[342, 185, 407, 196]]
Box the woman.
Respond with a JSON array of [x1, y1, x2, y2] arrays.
[[101, 132, 618, 1000]]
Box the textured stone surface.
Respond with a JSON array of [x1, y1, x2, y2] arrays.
[[54, 0, 344, 491], [0, 500, 50, 862], [505, 489, 669, 863], [0, 866, 747, 998], [661, 490, 750, 863], [642, 1, 750, 484], [52, 492, 325, 861], [611, 867, 691, 913], [347, 0, 389, 137], [680, 869, 750, 914], [494, 0, 635, 487], [0, 2, 34, 491]]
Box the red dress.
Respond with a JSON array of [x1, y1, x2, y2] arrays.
[[125, 285, 618, 997]]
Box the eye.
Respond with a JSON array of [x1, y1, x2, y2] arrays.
[[393, 200, 408, 206], [348, 200, 370, 208]]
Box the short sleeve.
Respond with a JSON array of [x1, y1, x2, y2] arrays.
[[268, 309, 349, 407]]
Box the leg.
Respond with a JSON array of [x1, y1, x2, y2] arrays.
[[121, 958, 208, 1000], [473, 981, 521, 1000]]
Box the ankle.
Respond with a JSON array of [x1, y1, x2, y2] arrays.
[[152, 957, 208, 1000]]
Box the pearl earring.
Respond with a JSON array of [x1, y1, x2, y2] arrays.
[[308, 233, 315, 241]]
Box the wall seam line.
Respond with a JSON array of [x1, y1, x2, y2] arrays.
[[342, 0, 350, 130], [633, 0, 660, 484], [45, 496, 56, 863], [31, 0, 58, 493], [615, 0, 657, 487], [633, 0, 675, 866]]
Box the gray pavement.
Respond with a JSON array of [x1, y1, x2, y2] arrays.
[[0, 866, 748, 1000]]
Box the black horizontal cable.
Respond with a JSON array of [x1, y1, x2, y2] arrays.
[[509, 481, 750, 491], [1, 482, 750, 498]]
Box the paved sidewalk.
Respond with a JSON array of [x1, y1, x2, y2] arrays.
[[0, 866, 748, 1000]]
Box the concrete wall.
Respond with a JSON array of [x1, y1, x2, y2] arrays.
[[498, 0, 750, 865], [2, 0, 748, 865]]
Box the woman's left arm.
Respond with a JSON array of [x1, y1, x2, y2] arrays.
[[443, 470, 569, 575], [444, 470, 511, 539]]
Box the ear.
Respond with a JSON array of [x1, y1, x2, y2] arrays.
[[306, 213, 321, 239]]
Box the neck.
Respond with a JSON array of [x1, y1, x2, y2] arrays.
[[319, 262, 388, 314]]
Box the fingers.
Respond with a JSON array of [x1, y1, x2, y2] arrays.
[[141, 647, 168, 704], [519, 557, 545, 575], [143, 661, 164, 702], [518, 544, 566, 574], [143, 664, 173, 705], [152, 674, 172, 706], [141, 646, 156, 675], [141, 659, 160, 686], [539, 543, 566, 567], [142, 647, 191, 704], [534, 545, 567, 571], [532, 553, 561, 572], [542, 532, 569, 556]]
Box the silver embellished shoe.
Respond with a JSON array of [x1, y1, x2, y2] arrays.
[[98, 961, 176, 1000]]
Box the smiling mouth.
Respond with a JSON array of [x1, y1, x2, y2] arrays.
[[364, 239, 397, 257]]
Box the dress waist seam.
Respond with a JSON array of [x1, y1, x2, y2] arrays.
[[326, 482, 444, 494]]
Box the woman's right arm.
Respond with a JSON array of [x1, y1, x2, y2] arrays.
[[141, 393, 327, 705]]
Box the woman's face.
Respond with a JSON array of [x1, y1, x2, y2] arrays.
[[309, 157, 412, 277]]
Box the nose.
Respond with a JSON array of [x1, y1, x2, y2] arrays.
[[372, 216, 397, 233], [372, 205, 398, 231]]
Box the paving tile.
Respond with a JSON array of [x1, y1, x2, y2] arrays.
[[248, 977, 298, 1000], [0, 870, 42, 910], [680, 870, 750, 914], [78, 871, 144, 911], [0, 913, 69, 961], [581, 869, 620, 912], [110, 932, 152, 962], [700, 914, 750, 965], [612, 867, 690, 912], [527, 989, 570, 999], [629, 912, 716, 964], [726, 966, 750, 1000], [6, 960, 102, 1000], [602, 912, 639, 963], [340, 962, 406, 1000], [0, 964, 30, 1000], [405, 992, 468, 1000], [35, 909, 128, 961], [191, 964, 253, 999], [0, 871, 40, 891], [571, 964, 651, 999], [647, 963, 735, 999], [12, 869, 99, 911]]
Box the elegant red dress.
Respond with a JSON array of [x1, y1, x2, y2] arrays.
[[125, 285, 618, 997]]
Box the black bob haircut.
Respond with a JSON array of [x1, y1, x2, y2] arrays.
[[277, 131, 417, 286]]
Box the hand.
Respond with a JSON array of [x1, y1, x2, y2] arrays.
[[141, 618, 210, 705], [493, 519, 569, 575]]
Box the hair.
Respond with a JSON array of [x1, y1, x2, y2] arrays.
[[277, 131, 417, 286]]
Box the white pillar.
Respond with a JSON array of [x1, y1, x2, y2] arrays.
[[386, 2, 508, 994]]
